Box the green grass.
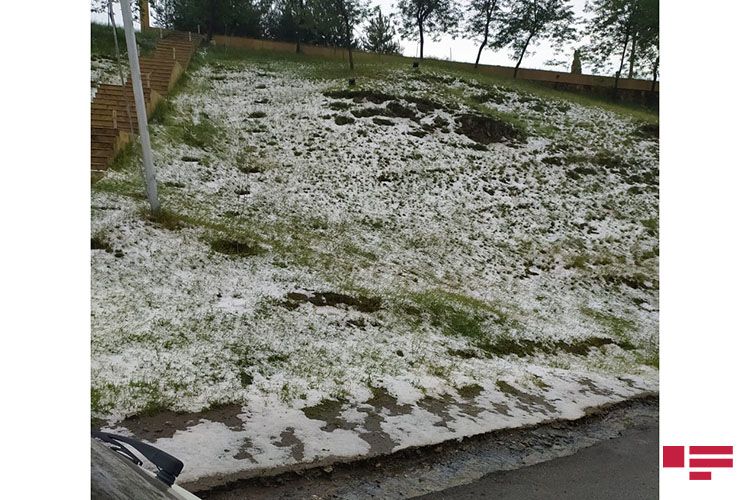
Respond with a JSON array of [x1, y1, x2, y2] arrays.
[[91, 22, 160, 59], [641, 217, 659, 236], [149, 98, 177, 125], [581, 307, 638, 345], [143, 207, 184, 230], [407, 289, 508, 337], [108, 141, 139, 172], [457, 383, 483, 399], [397, 289, 639, 360], [180, 113, 223, 149]]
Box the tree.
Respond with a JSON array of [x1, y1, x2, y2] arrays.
[[151, 0, 266, 39], [464, 0, 502, 68], [331, 0, 368, 69], [361, 7, 401, 54], [634, 0, 658, 88], [265, 1, 300, 43], [303, 0, 347, 46], [397, 0, 461, 60], [570, 48, 581, 73], [585, 0, 634, 90], [492, 0, 576, 78], [584, 0, 657, 90], [283, 0, 308, 53], [91, 0, 141, 20]]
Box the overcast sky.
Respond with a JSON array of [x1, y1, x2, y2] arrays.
[[92, 0, 595, 73]]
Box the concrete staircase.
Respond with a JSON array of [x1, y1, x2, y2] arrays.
[[91, 31, 202, 172]]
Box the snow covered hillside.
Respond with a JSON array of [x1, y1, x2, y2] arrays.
[[91, 50, 658, 483]]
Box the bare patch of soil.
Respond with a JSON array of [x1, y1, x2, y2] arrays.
[[121, 403, 244, 441], [386, 101, 417, 119], [637, 122, 659, 139], [334, 115, 355, 125], [302, 399, 356, 432], [373, 117, 395, 126], [91, 236, 113, 253], [323, 89, 446, 114], [494, 381, 556, 414], [210, 239, 265, 257], [275, 428, 305, 461], [478, 335, 636, 359], [283, 291, 382, 313], [456, 114, 526, 145], [324, 89, 394, 104], [351, 107, 387, 118]]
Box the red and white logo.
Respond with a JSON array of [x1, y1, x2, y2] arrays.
[[663, 446, 734, 480]]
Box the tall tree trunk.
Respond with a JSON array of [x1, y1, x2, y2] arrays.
[[628, 34, 637, 78], [650, 56, 659, 92], [139, 0, 150, 32], [474, 2, 495, 69], [614, 10, 635, 94], [346, 17, 354, 71], [296, 0, 303, 54], [419, 20, 424, 59], [614, 29, 631, 93], [336, 0, 354, 70], [207, 0, 217, 40], [513, 33, 534, 78], [475, 39, 487, 69]]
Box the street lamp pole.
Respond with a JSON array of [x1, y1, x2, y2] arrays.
[[119, 0, 160, 215]]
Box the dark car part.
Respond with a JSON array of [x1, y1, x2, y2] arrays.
[[92, 431, 184, 486]]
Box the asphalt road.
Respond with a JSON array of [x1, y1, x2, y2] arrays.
[[417, 422, 658, 500]]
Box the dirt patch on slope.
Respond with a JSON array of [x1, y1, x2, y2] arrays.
[[283, 291, 382, 313], [456, 114, 526, 145], [210, 238, 265, 257], [324, 89, 446, 114]]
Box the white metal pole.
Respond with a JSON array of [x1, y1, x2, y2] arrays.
[[120, 0, 160, 215]]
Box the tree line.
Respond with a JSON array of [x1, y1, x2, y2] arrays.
[[93, 0, 658, 82]]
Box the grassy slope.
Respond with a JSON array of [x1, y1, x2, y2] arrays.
[[207, 46, 658, 123], [91, 21, 161, 59], [92, 45, 658, 421]]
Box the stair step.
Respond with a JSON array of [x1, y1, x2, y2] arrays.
[[91, 150, 114, 160], [91, 99, 137, 108], [91, 120, 135, 129], [91, 146, 116, 156], [92, 126, 118, 135], [92, 29, 200, 172], [90, 111, 133, 119], [92, 90, 156, 100]]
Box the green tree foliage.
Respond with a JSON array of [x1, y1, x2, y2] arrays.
[[305, 0, 346, 46], [361, 6, 401, 54], [397, 0, 462, 59], [464, 0, 502, 68], [152, 0, 269, 39], [571, 48, 582, 73], [91, 0, 141, 20], [264, 1, 299, 44], [264, 0, 310, 52], [634, 0, 658, 87], [584, 0, 658, 85], [491, 0, 577, 78], [331, 0, 369, 69]]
